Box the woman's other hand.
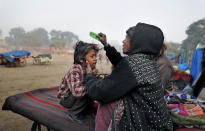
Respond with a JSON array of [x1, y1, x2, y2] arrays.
[[97, 33, 108, 46]]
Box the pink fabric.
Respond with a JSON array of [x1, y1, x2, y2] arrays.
[[167, 104, 188, 116], [107, 100, 124, 131], [167, 104, 179, 109], [184, 104, 204, 116], [95, 101, 118, 131]]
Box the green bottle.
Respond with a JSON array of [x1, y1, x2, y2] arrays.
[[89, 32, 100, 41]]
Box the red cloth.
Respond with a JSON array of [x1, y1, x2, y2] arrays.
[[95, 101, 118, 131], [173, 71, 192, 82]]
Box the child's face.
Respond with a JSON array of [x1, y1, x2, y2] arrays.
[[85, 49, 97, 69]]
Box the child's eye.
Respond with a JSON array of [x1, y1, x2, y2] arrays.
[[91, 55, 96, 58]]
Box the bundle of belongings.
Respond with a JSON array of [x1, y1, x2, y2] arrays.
[[166, 48, 205, 130], [165, 93, 205, 130]]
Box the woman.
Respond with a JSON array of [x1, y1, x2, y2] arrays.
[[85, 23, 173, 131]]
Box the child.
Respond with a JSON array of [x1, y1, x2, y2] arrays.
[[57, 41, 99, 123]]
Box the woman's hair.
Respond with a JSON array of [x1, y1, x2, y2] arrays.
[[73, 41, 99, 64]]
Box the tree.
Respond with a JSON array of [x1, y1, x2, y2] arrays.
[[34, 28, 49, 46], [22, 28, 49, 47], [165, 41, 181, 55], [50, 30, 62, 41], [50, 40, 66, 49], [49, 30, 79, 48], [61, 31, 79, 46], [5, 27, 25, 46], [181, 18, 205, 64]]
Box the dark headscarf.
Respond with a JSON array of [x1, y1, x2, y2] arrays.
[[126, 23, 164, 56]]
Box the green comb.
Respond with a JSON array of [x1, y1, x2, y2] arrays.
[[89, 32, 100, 41]]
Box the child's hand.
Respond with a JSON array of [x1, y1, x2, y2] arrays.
[[92, 68, 98, 75], [87, 62, 98, 75], [97, 33, 108, 46], [86, 62, 93, 74]]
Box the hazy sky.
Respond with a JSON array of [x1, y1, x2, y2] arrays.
[[0, 0, 205, 45]]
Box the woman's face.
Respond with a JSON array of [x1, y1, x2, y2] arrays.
[[85, 49, 97, 69], [122, 35, 130, 54]]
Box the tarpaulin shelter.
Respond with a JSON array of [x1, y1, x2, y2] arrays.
[[190, 48, 203, 82], [0, 50, 30, 62]]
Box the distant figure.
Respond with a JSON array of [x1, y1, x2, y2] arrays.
[[98, 53, 103, 64], [57, 41, 99, 123], [156, 44, 174, 92], [106, 56, 110, 65]]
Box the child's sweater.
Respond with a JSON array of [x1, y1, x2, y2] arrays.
[[57, 64, 86, 98]]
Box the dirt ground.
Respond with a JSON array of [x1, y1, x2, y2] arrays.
[[0, 54, 111, 131]]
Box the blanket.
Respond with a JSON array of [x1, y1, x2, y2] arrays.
[[2, 87, 95, 131]]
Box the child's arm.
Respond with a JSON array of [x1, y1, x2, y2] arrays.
[[57, 74, 68, 98], [69, 65, 86, 97]]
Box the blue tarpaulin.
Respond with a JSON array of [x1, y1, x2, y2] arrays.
[[190, 48, 203, 82], [0, 50, 31, 62], [177, 63, 189, 71], [179, 55, 185, 64]]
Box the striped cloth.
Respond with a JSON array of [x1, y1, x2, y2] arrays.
[[2, 87, 94, 131], [57, 64, 86, 98]]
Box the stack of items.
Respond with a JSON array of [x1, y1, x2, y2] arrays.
[[165, 93, 205, 130]]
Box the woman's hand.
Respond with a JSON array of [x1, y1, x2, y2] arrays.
[[97, 33, 108, 46]]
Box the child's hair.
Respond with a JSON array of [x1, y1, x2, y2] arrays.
[[73, 41, 99, 64]]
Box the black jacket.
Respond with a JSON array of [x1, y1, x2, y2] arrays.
[[85, 46, 173, 130]]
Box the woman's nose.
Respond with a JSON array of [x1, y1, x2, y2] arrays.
[[122, 39, 126, 45]]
